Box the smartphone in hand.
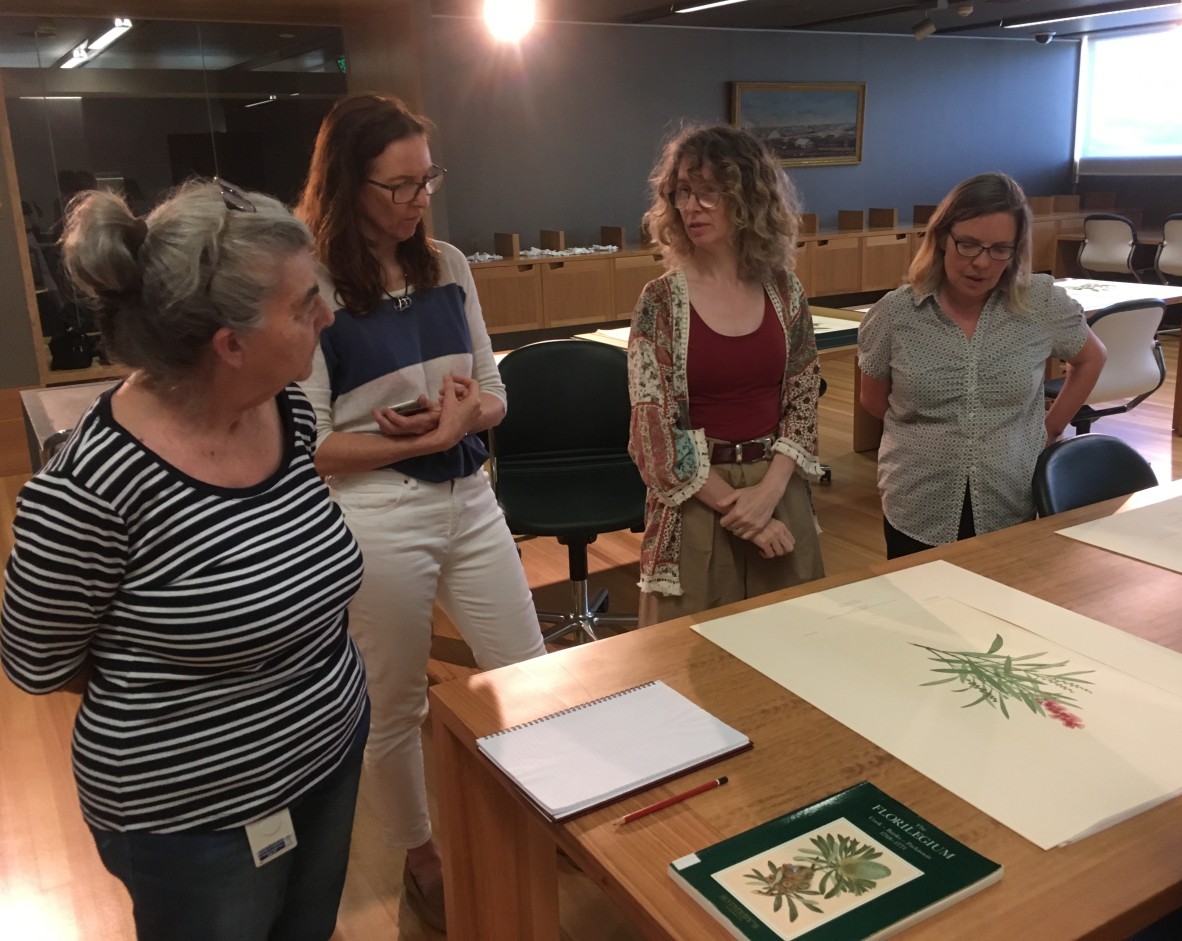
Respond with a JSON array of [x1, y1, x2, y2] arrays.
[[389, 399, 429, 416]]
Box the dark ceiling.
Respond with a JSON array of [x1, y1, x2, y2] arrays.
[[437, 0, 1182, 42]]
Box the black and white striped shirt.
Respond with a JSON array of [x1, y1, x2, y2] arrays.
[[1, 385, 367, 832]]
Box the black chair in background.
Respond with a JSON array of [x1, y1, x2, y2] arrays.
[[1043, 299, 1166, 434], [1154, 214, 1182, 334], [1078, 213, 1141, 282], [1032, 434, 1157, 516], [491, 339, 646, 644]]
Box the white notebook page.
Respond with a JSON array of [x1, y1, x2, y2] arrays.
[[476, 680, 750, 821]]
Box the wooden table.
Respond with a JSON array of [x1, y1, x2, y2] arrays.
[[430, 480, 1182, 941]]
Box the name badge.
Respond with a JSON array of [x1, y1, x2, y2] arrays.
[[244, 808, 297, 868]]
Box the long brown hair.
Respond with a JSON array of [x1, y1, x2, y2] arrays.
[[296, 93, 441, 314]]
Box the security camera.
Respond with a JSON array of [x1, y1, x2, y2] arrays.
[[1034, 32, 1055, 44]]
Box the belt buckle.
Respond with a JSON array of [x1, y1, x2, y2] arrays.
[[734, 441, 745, 463]]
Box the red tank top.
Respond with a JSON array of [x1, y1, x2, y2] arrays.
[[686, 293, 785, 442]]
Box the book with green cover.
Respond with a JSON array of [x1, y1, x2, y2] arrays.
[[669, 781, 1001, 941]]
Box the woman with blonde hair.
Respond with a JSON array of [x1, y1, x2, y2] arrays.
[[858, 171, 1106, 558], [628, 124, 825, 627]]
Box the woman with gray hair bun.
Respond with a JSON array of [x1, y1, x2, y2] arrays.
[[1, 179, 369, 941]]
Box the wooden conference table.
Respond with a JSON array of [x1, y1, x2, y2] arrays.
[[430, 479, 1182, 941]]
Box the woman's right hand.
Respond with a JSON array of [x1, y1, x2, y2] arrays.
[[371, 398, 442, 437]]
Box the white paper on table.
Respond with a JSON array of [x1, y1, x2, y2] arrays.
[[695, 561, 1182, 850], [1056, 494, 1182, 575]]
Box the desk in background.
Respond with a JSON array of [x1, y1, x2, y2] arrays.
[[430, 480, 1182, 941]]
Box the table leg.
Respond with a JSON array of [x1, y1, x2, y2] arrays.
[[434, 711, 560, 940]]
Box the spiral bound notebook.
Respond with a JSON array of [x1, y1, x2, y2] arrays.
[[476, 680, 752, 822]]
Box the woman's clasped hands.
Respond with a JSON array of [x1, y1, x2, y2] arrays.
[[717, 481, 796, 559], [371, 375, 483, 448]]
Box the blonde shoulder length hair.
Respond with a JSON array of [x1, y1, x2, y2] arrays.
[[642, 124, 800, 283], [909, 171, 1034, 312]]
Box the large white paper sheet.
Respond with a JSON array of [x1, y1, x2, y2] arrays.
[[695, 561, 1182, 850], [1056, 494, 1182, 575]]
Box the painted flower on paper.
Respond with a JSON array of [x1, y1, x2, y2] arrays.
[[913, 633, 1093, 726], [794, 833, 892, 898], [744, 860, 821, 921]]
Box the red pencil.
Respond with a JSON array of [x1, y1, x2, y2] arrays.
[[616, 776, 729, 825]]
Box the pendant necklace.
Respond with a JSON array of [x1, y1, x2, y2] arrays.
[[385, 283, 413, 311]]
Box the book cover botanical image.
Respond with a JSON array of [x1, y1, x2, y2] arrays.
[[670, 781, 1001, 941]]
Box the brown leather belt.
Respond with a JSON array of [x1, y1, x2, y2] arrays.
[[708, 435, 775, 465]]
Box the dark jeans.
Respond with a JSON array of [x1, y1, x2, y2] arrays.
[[884, 486, 976, 560], [91, 701, 369, 941]]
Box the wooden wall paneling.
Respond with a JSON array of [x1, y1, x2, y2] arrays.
[[540, 257, 614, 327], [860, 232, 910, 291], [1052, 194, 1081, 213], [611, 252, 664, 321], [811, 237, 862, 296], [471, 263, 543, 333]]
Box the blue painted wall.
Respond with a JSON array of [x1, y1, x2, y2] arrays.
[[428, 19, 1079, 254]]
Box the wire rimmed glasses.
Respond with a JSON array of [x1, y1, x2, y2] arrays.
[[668, 184, 723, 211], [367, 166, 447, 204], [950, 235, 1016, 261]]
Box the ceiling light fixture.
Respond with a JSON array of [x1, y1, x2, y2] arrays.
[[1001, 0, 1180, 29], [912, 16, 938, 38], [57, 17, 132, 68], [673, 0, 751, 12], [483, 0, 536, 41]]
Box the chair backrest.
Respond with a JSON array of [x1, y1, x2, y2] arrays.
[[1083, 299, 1166, 404], [1155, 213, 1182, 282], [1032, 434, 1157, 516], [492, 339, 632, 464], [1078, 213, 1137, 275]]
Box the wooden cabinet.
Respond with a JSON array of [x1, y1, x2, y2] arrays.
[[540, 257, 614, 327], [811, 237, 862, 296], [793, 241, 814, 297], [861, 232, 911, 291], [470, 262, 543, 333], [1031, 219, 1059, 274], [612, 251, 664, 320]]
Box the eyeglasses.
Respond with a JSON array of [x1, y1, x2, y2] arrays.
[[668, 183, 723, 211], [214, 177, 257, 213], [367, 166, 446, 204], [949, 234, 1015, 261]]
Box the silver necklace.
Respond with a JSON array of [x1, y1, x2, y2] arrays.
[[384, 284, 413, 311]]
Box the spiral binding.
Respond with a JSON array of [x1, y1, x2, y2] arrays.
[[481, 681, 657, 739]]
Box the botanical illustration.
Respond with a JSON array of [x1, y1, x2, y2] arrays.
[[744, 833, 892, 922], [913, 632, 1094, 727]]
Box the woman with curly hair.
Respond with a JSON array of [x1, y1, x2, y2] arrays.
[[628, 124, 825, 626]]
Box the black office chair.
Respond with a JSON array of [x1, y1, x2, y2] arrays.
[[1078, 213, 1141, 282], [1043, 299, 1166, 434], [490, 339, 646, 644], [1032, 434, 1157, 516]]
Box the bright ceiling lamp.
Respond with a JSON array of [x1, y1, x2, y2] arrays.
[[58, 17, 132, 68], [1002, 0, 1181, 29], [484, 0, 536, 42], [87, 17, 132, 52], [674, 0, 751, 11]]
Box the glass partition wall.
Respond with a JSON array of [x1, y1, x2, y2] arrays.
[[1, 15, 346, 383]]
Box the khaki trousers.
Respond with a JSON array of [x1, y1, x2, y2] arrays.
[[639, 464, 824, 627]]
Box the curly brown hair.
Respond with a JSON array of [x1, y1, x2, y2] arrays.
[[643, 124, 800, 283], [296, 93, 440, 315]]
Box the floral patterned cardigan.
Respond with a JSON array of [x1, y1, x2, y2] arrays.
[[627, 266, 822, 597]]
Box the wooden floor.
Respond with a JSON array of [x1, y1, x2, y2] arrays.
[[1, 339, 1180, 940]]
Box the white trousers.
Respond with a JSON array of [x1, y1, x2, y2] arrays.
[[330, 469, 546, 848]]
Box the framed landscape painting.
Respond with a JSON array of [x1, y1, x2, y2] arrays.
[[731, 82, 865, 167]]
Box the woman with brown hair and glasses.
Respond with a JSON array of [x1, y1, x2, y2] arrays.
[[1, 179, 367, 941], [295, 92, 546, 931], [858, 171, 1106, 558], [628, 124, 825, 627]]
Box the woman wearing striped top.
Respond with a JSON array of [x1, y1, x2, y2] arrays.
[[1, 180, 368, 941]]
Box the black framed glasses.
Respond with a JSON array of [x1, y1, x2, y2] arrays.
[[949, 234, 1015, 261], [367, 166, 447, 204], [668, 183, 723, 211], [213, 177, 257, 213]]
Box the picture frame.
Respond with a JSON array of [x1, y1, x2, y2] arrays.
[[730, 82, 866, 168]]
